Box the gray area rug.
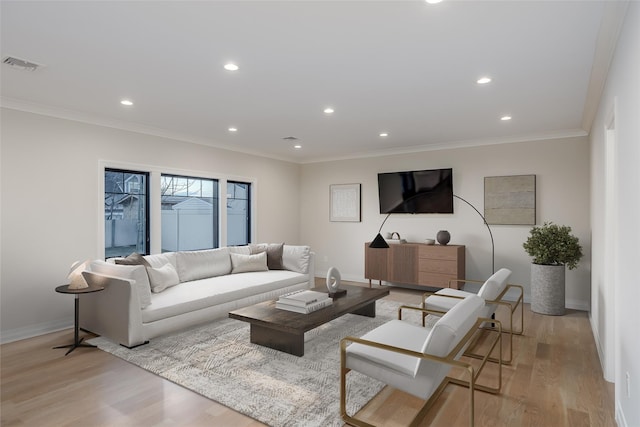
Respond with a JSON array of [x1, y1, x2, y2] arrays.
[[89, 299, 426, 427]]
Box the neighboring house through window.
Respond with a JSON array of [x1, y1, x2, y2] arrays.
[[161, 174, 219, 252], [104, 169, 149, 258]]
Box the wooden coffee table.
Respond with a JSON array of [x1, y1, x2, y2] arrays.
[[228, 284, 389, 356]]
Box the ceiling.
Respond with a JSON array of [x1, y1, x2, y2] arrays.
[[0, 1, 624, 163]]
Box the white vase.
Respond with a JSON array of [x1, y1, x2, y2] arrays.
[[530, 263, 565, 315]]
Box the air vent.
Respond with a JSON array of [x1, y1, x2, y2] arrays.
[[282, 136, 299, 141], [3, 56, 42, 71]]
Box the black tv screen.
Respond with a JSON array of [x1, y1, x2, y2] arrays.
[[378, 168, 453, 214]]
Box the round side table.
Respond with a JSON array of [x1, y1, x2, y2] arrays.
[[53, 284, 104, 356]]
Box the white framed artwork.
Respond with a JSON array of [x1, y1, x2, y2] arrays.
[[330, 184, 361, 222]]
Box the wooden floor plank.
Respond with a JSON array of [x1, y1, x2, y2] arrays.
[[1, 281, 614, 426]]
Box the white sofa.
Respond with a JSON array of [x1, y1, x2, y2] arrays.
[[79, 244, 314, 347]]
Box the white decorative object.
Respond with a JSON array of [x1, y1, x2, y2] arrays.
[[67, 260, 90, 289], [326, 266, 341, 293]]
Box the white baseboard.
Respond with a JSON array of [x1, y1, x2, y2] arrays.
[[0, 318, 71, 345], [616, 400, 628, 427]]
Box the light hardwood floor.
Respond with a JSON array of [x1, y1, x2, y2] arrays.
[[1, 281, 615, 426]]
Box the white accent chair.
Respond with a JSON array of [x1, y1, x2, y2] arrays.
[[423, 268, 523, 364], [340, 295, 502, 427]]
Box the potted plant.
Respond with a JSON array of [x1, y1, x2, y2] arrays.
[[523, 222, 583, 315]]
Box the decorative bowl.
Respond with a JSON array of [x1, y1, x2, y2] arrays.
[[424, 239, 435, 245]]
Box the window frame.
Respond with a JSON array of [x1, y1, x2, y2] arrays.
[[227, 180, 252, 246], [103, 168, 150, 258], [160, 173, 220, 251], [98, 161, 257, 259]]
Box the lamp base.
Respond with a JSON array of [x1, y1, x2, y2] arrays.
[[329, 289, 347, 298]]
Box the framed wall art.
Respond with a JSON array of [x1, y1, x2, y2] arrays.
[[330, 183, 361, 222], [484, 175, 536, 225]]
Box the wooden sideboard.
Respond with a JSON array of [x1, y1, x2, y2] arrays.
[[364, 242, 465, 289]]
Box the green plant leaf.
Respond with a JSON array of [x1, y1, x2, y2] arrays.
[[523, 222, 583, 270]]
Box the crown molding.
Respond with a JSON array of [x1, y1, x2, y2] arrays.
[[301, 129, 588, 164], [0, 97, 297, 163], [1, 96, 588, 166]]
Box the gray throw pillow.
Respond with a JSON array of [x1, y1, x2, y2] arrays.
[[250, 243, 284, 270], [115, 252, 151, 267]]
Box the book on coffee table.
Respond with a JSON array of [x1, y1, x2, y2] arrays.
[[275, 297, 333, 314], [277, 290, 330, 307]]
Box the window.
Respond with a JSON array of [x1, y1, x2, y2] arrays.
[[227, 181, 251, 246], [104, 169, 149, 257], [161, 174, 219, 251]]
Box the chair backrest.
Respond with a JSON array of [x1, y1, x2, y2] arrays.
[[477, 268, 512, 302], [413, 295, 483, 398], [420, 294, 484, 358]]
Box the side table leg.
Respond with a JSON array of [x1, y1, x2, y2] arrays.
[[53, 294, 96, 355]]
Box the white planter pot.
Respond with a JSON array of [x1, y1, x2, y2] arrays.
[[531, 263, 565, 315]]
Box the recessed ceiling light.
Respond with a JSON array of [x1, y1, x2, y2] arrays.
[[501, 115, 512, 121], [228, 127, 238, 132], [294, 144, 302, 149], [224, 63, 239, 71], [379, 133, 388, 137], [120, 99, 133, 106], [426, 0, 443, 4], [323, 107, 334, 114], [477, 77, 492, 84]]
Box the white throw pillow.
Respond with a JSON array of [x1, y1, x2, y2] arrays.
[[230, 252, 269, 274], [143, 252, 178, 270], [89, 260, 152, 309], [176, 248, 231, 282], [282, 245, 311, 274], [228, 245, 251, 255], [147, 263, 180, 293]]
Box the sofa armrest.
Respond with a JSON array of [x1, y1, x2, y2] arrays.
[[79, 271, 147, 347]]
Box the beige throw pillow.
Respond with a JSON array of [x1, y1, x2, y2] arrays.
[[230, 251, 269, 274], [147, 263, 180, 293]]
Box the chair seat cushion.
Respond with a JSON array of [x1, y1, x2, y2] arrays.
[[347, 319, 431, 377], [424, 288, 470, 313]]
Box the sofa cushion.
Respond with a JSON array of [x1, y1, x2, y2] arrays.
[[282, 245, 311, 274], [176, 248, 231, 282], [89, 260, 152, 309], [250, 243, 285, 270], [114, 252, 150, 267], [142, 270, 308, 323], [231, 252, 269, 274], [147, 263, 180, 293], [228, 245, 251, 255], [144, 252, 178, 270]]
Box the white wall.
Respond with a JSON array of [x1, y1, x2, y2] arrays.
[[301, 136, 591, 308], [589, 3, 639, 426], [0, 108, 301, 342]]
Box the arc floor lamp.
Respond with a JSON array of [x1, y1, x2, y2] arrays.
[[368, 195, 495, 273]]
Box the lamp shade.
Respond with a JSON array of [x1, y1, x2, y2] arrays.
[[369, 233, 389, 248], [369, 213, 391, 248], [67, 260, 90, 289]]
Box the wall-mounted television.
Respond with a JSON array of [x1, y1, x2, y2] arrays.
[[377, 168, 453, 214]]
